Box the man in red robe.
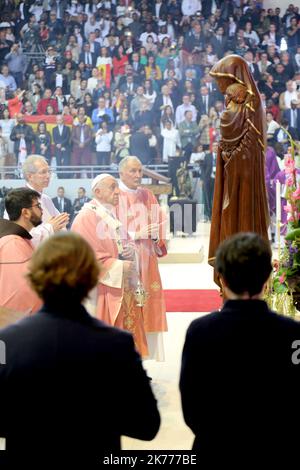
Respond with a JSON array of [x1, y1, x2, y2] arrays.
[[117, 156, 168, 361], [71, 173, 148, 357]]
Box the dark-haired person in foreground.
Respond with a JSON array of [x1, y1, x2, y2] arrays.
[[0, 187, 42, 315], [180, 233, 300, 465], [0, 233, 160, 455]]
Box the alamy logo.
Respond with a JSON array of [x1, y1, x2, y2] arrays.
[[291, 340, 300, 365], [0, 340, 6, 365]]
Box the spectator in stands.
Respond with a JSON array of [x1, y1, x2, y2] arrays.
[[0, 64, 17, 92], [243, 51, 261, 82], [71, 113, 93, 170], [35, 121, 52, 163], [130, 125, 152, 165], [287, 16, 300, 51], [79, 42, 96, 71], [211, 26, 228, 59], [52, 186, 72, 220], [91, 96, 114, 132], [4, 43, 26, 88], [279, 80, 300, 110], [95, 121, 113, 166], [72, 186, 90, 221], [178, 110, 199, 162], [145, 54, 162, 81], [273, 118, 298, 152], [283, 99, 300, 139], [130, 85, 145, 121], [161, 120, 181, 163], [37, 88, 58, 115], [112, 45, 129, 84], [175, 94, 197, 126], [243, 21, 260, 48], [260, 74, 279, 104], [133, 99, 154, 130], [10, 113, 35, 164], [266, 111, 280, 142], [0, 107, 15, 154], [114, 124, 131, 163]]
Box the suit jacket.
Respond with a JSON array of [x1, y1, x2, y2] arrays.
[[52, 196, 72, 215], [71, 124, 93, 149], [52, 125, 71, 150], [151, 1, 168, 18], [273, 126, 298, 143], [283, 109, 300, 138], [88, 41, 101, 56], [78, 51, 96, 67], [180, 299, 300, 465], [130, 131, 151, 164], [178, 120, 199, 148], [72, 196, 91, 215], [130, 62, 146, 83], [119, 79, 139, 95], [10, 123, 35, 155], [200, 152, 215, 182], [0, 304, 160, 455], [196, 94, 216, 116], [211, 36, 228, 59], [153, 95, 175, 123]]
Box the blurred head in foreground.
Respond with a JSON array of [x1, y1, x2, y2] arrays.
[[215, 232, 272, 299], [28, 232, 100, 306]]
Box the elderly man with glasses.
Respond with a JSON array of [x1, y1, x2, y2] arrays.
[[8, 155, 69, 246], [22, 155, 69, 245]]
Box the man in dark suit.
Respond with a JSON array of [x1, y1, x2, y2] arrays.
[[130, 125, 152, 164], [153, 84, 175, 120], [52, 186, 72, 219], [180, 232, 300, 465], [0, 232, 160, 458], [200, 142, 217, 221], [52, 114, 71, 175], [273, 118, 298, 152], [130, 52, 146, 84], [196, 85, 216, 117], [72, 186, 90, 222], [87, 31, 101, 56], [283, 99, 300, 139], [78, 43, 96, 71], [10, 113, 35, 162], [211, 26, 228, 59], [71, 113, 93, 169], [119, 72, 138, 100]]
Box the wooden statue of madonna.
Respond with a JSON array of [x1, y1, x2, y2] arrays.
[[208, 55, 270, 285]]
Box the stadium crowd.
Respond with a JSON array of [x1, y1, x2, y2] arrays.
[[0, 0, 299, 220]]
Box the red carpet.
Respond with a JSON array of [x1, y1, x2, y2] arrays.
[[164, 289, 221, 312]]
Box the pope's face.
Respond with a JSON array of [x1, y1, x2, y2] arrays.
[[95, 177, 120, 206], [120, 161, 143, 190]]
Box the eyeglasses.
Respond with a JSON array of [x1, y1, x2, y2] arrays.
[[29, 203, 42, 210]]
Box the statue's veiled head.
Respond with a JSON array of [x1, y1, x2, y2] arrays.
[[209, 55, 255, 96]]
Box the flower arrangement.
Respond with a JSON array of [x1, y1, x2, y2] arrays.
[[267, 130, 300, 316]]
